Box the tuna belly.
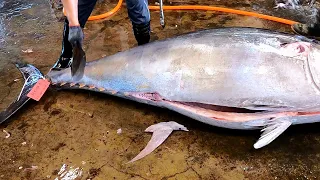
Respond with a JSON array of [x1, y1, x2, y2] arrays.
[[128, 92, 302, 130], [50, 82, 320, 130]]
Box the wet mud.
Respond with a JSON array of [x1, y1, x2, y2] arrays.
[[1, 0, 320, 179]]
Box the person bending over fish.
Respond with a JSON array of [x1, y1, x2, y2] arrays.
[[292, 8, 320, 39], [53, 0, 151, 70]]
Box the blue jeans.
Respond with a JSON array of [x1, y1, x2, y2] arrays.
[[78, 0, 150, 27], [125, 0, 150, 25]]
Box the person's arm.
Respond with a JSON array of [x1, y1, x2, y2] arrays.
[[61, 0, 85, 78], [61, 0, 80, 26]]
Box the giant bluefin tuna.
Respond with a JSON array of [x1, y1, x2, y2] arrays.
[[2, 27, 320, 149]]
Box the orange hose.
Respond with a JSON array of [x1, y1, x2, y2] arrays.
[[149, 5, 298, 25], [63, 0, 123, 21], [89, 0, 123, 20], [63, 1, 298, 25]]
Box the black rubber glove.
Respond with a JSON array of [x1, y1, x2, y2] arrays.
[[68, 26, 86, 80], [68, 26, 84, 46]]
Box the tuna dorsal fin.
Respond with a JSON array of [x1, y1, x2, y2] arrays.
[[253, 117, 292, 149]]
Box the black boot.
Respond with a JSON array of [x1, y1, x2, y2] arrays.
[[52, 18, 73, 70], [291, 9, 320, 39], [132, 21, 151, 46], [291, 23, 320, 38]]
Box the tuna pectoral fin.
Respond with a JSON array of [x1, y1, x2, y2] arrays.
[[253, 118, 292, 149], [0, 63, 44, 124], [127, 121, 188, 164], [71, 42, 86, 81]]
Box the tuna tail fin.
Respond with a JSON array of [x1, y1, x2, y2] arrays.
[[0, 63, 44, 125], [71, 41, 86, 81]]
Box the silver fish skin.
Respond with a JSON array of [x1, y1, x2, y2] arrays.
[[48, 28, 320, 109], [4, 27, 320, 149], [47, 28, 320, 123]]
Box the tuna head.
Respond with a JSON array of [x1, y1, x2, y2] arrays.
[[279, 38, 320, 97], [305, 40, 320, 94]]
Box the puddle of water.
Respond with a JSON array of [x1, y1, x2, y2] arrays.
[[0, 0, 33, 19], [0, 17, 6, 47], [0, 0, 35, 48]]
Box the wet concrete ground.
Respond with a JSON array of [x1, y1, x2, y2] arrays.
[[1, 0, 320, 179]]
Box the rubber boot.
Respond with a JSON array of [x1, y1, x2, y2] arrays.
[[291, 9, 320, 39], [52, 18, 73, 69], [291, 23, 320, 39], [132, 21, 151, 46]]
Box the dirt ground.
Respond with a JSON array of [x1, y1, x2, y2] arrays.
[[1, 0, 320, 179]]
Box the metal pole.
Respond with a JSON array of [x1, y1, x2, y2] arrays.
[[159, 0, 165, 28]]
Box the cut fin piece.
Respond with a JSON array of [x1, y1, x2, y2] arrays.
[[0, 63, 44, 124], [71, 41, 86, 81], [253, 117, 292, 149], [127, 121, 188, 164]]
